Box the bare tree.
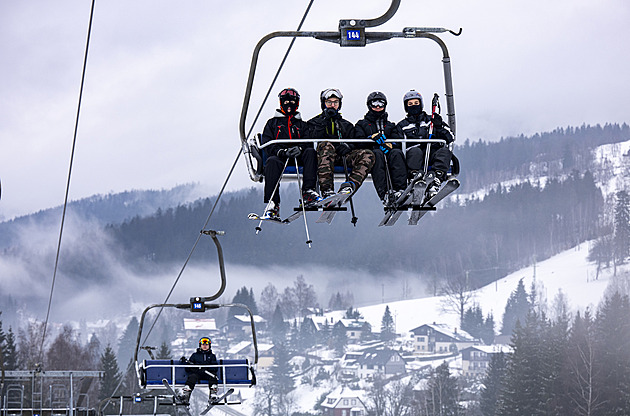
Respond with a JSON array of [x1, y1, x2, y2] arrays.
[[440, 273, 476, 323]]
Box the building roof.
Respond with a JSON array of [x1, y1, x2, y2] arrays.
[[183, 318, 217, 331], [462, 344, 513, 354], [322, 386, 367, 409], [410, 323, 476, 342], [357, 348, 403, 366]]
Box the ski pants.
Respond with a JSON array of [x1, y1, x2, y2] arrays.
[[317, 142, 375, 193], [264, 147, 317, 204], [371, 148, 407, 200], [406, 145, 452, 179], [185, 370, 217, 390]]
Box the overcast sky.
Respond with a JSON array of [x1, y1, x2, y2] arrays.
[[1, 0, 629, 220]]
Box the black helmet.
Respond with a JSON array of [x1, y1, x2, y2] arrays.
[[320, 88, 343, 110], [199, 337, 211, 347], [278, 88, 300, 114], [403, 90, 424, 113], [367, 91, 387, 108]]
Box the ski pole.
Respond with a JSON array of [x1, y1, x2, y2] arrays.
[[294, 157, 313, 247], [342, 155, 358, 226], [256, 157, 289, 234]]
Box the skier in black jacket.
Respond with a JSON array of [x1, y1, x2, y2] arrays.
[[178, 336, 218, 403], [397, 90, 453, 197], [308, 88, 375, 197], [260, 88, 321, 220], [355, 91, 407, 205]]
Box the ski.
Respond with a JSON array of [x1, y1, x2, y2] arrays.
[[408, 178, 460, 225], [161, 379, 193, 416], [379, 173, 425, 226], [316, 191, 353, 224], [199, 388, 235, 415], [248, 191, 348, 226]]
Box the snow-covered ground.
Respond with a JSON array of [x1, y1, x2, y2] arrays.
[[352, 241, 615, 336]]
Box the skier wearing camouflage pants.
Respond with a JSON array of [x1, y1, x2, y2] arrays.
[[307, 88, 375, 197]]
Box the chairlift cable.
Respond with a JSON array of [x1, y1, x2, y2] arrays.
[[140, 0, 317, 345], [39, 0, 96, 365], [244, 0, 315, 141]]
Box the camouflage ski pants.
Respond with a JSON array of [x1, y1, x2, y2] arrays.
[[317, 142, 375, 192]]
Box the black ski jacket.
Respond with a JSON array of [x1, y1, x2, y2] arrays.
[[186, 347, 218, 377], [261, 110, 311, 158], [397, 112, 453, 146], [307, 113, 358, 152], [354, 110, 402, 150]]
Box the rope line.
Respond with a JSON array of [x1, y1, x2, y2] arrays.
[[39, 0, 96, 365]]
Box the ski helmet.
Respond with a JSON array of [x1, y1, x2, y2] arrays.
[[403, 90, 424, 113], [320, 88, 343, 110], [199, 337, 211, 347], [366, 91, 387, 108], [278, 88, 300, 114]]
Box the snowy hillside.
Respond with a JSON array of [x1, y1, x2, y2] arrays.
[[455, 138, 630, 204], [332, 241, 618, 335]]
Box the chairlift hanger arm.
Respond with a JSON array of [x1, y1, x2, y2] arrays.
[[239, 28, 459, 149]]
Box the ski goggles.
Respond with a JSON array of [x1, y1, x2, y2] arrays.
[[322, 88, 343, 100], [199, 338, 211, 345], [370, 100, 386, 108], [279, 88, 299, 98]]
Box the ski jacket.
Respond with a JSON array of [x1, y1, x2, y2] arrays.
[[186, 347, 218, 377], [354, 110, 402, 150], [261, 110, 311, 158], [397, 112, 453, 146], [307, 113, 358, 153]]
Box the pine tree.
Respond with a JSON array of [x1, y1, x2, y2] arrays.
[[3, 327, 18, 370], [501, 278, 531, 335], [614, 191, 630, 264], [498, 312, 547, 416], [100, 344, 123, 400], [156, 341, 171, 359], [229, 286, 259, 320], [270, 341, 294, 395], [270, 304, 287, 344], [330, 322, 348, 357], [380, 306, 395, 342], [480, 352, 507, 416], [117, 317, 139, 375], [593, 292, 630, 415]]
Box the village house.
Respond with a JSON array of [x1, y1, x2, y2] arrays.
[[321, 386, 368, 416], [334, 319, 371, 343], [409, 323, 477, 354], [461, 345, 512, 377], [222, 314, 266, 339], [357, 348, 406, 380]]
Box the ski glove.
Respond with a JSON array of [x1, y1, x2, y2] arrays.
[[431, 113, 443, 128], [337, 142, 352, 156], [286, 146, 302, 158], [372, 133, 392, 154]]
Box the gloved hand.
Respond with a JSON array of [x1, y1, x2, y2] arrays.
[[337, 143, 352, 156], [286, 146, 301, 157], [276, 148, 287, 158], [324, 107, 340, 119], [431, 113, 443, 128], [180, 356, 188, 363], [372, 133, 391, 153]]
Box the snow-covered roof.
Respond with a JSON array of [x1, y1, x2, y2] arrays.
[[231, 314, 266, 323], [183, 318, 217, 330], [322, 386, 367, 409], [410, 323, 476, 342], [226, 341, 251, 354], [358, 348, 403, 366], [463, 344, 513, 354]]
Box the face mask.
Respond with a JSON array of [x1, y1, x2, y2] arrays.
[[407, 105, 423, 116]]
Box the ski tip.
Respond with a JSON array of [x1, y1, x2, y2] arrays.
[[247, 213, 259, 220]]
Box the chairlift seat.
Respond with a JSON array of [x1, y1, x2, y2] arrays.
[[141, 359, 255, 388]]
